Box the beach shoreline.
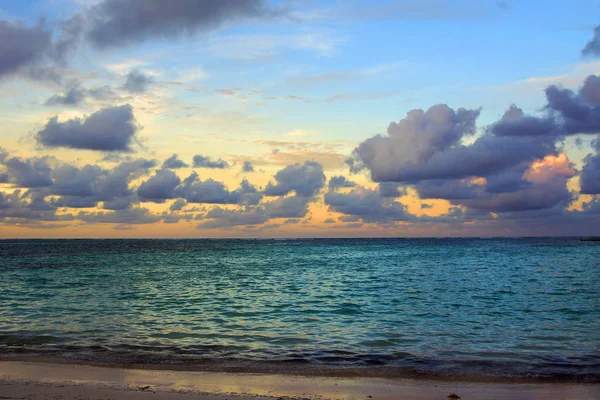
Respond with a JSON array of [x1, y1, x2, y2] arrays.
[[1, 354, 599, 384], [1, 361, 599, 400]]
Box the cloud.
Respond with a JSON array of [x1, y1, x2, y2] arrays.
[[45, 83, 116, 106], [344, 75, 600, 218], [0, 155, 54, 188], [82, 0, 278, 49], [162, 154, 189, 169], [192, 154, 229, 169], [264, 195, 311, 219], [121, 69, 152, 94], [582, 25, 600, 57], [580, 141, 600, 194], [241, 160, 255, 172], [45, 85, 88, 106], [414, 154, 576, 214], [50, 158, 155, 209], [0, 20, 54, 80], [137, 168, 181, 203], [324, 186, 414, 223], [198, 206, 268, 229], [378, 182, 406, 198], [348, 104, 481, 181], [0, 190, 67, 223], [35, 104, 140, 152], [328, 175, 355, 189], [76, 207, 161, 224], [175, 172, 261, 205], [264, 161, 325, 197], [169, 198, 187, 212]]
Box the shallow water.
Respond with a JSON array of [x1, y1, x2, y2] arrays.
[[0, 238, 599, 381]]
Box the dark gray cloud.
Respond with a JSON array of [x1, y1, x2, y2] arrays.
[[264, 161, 325, 197], [348, 104, 481, 181], [359, 133, 554, 183], [162, 154, 189, 169], [414, 155, 575, 214], [0, 190, 67, 223], [197, 206, 269, 229], [264, 195, 311, 219], [121, 69, 152, 94], [0, 20, 54, 79], [582, 25, 600, 57], [490, 105, 558, 137], [415, 179, 481, 200], [0, 155, 54, 188], [169, 198, 187, 212], [46, 85, 87, 106], [324, 186, 414, 223], [83, 0, 275, 49], [137, 169, 181, 202], [51, 164, 104, 197], [580, 149, 600, 194], [378, 182, 406, 198], [350, 76, 600, 188], [328, 175, 355, 189], [192, 154, 229, 169], [242, 160, 255, 172], [175, 172, 261, 205], [49, 158, 155, 209], [544, 83, 600, 135], [458, 181, 573, 214], [35, 104, 140, 152], [76, 207, 161, 224], [579, 75, 600, 104], [45, 83, 116, 106]]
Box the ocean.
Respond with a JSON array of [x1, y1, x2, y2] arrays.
[[0, 238, 598, 382]]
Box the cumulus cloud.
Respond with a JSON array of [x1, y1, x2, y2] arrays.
[[0, 155, 54, 188], [582, 25, 600, 57], [264, 195, 311, 219], [342, 74, 600, 220], [264, 161, 325, 197], [169, 198, 187, 212], [49, 158, 155, 209], [192, 154, 229, 169], [121, 69, 153, 93], [197, 206, 268, 229], [241, 160, 255, 172], [580, 145, 600, 194], [378, 182, 406, 198], [137, 169, 181, 202], [46, 83, 116, 106], [414, 154, 576, 214], [81, 0, 278, 49], [0, 20, 54, 80], [35, 105, 140, 152], [328, 175, 355, 189], [162, 154, 189, 169], [76, 207, 162, 225], [324, 186, 414, 223], [348, 104, 481, 181], [175, 172, 261, 205]]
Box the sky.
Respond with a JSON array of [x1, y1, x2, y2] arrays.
[[1, 0, 600, 238]]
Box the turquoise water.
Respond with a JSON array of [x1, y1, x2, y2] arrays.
[[0, 238, 599, 381]]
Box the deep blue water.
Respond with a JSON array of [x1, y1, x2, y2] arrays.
[[0, 238, 599, 381]]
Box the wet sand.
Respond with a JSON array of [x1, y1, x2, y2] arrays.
[[1, 361, 599, 400]]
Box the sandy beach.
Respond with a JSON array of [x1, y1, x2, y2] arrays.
[[1, 361, 599, 400]]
